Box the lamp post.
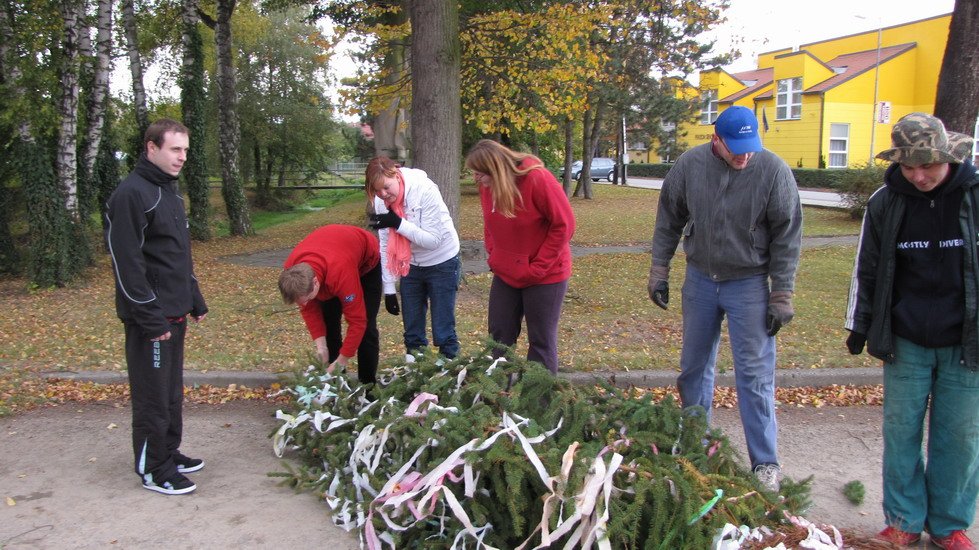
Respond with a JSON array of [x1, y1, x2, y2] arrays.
[[857, 15, 883, 164]]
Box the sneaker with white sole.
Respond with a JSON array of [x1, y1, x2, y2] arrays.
[[753, 463, 781, 493], [142, 471, 196, 495], [173, 451, 204, 474]]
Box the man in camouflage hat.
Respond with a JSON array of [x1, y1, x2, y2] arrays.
[[845, 112, 979, 549]]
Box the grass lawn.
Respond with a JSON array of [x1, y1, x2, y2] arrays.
[[0, 183, 873, 380]]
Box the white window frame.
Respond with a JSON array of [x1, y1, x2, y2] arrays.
[[776, 77, 803, 120], [700, 90, 718, 124], [828, 123, 849, 168]]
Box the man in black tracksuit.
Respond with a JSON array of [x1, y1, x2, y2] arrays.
[[105, 119, 208, 495]]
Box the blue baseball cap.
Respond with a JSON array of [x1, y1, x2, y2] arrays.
[[714, 106, 762, 155]]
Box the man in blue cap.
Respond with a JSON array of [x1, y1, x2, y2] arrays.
[[647, 105, 802, 492]]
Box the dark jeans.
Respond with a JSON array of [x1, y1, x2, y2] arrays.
[[321, 263, 382, 383], [487, 276, 569, 374], [126, 318, 186, 483], [401, 256, 460, 358]]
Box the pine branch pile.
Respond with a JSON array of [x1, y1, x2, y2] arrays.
[[271, 347, 812, 549]]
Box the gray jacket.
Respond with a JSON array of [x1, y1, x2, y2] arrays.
[[651, 143, 803, 291]]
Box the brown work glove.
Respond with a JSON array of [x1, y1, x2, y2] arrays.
[[766, 290, 794, 336], [647, 264, 670, 310]]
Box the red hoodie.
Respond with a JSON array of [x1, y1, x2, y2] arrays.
[[480, 160, 575, 288], [283, 225, 380, 358]]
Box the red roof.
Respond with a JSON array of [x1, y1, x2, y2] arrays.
[[719, 67, 774, 103]]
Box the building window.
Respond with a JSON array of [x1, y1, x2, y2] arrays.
[[700, 90, 718, 124], [828, 123, 849, 168], [776, 77, 802, 120]]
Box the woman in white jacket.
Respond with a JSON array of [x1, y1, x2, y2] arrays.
[[365, 157, 461, 359]]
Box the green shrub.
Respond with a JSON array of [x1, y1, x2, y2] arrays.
[[625, 163, 676, 178], [791, 168, 846, 190], [837, 163, 887, 219], [842, 480, 865, 505]]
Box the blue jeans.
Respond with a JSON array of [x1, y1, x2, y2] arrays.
[[676, 266, 778, 469], [882, 337, 979, 537], [400, 256, 460, 358]]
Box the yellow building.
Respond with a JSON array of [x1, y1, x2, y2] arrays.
[[631, 13, 979, 169]]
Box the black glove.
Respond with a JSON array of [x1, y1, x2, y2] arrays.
[[384, 294, 400, 315], [846, 331, 866, 355], [647, 265, 670, 310], [369, 210, 402, 230]]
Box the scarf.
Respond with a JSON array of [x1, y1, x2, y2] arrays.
[[386, 171, 412, 277]]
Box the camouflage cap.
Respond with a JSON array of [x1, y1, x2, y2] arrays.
[[876, 112, 974, 166]]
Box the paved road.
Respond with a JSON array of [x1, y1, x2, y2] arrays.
[[603, 177, 846, 208]]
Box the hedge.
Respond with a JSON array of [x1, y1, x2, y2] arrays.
[[624, 163, 856, 190]]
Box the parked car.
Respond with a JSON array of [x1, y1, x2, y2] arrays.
[[560, 157, 615, 181]]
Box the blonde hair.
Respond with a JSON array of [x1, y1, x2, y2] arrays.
[[464, 139, 544, 218], [278, 263, 315, 304], [364, 156, 401, 202]]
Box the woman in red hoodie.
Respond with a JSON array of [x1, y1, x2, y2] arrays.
[[464, 140, 576, 374]]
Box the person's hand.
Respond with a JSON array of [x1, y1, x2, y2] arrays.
[[369, 210, 402, 230], [766, 290, 794, 336], [192, 313, 207, 323], [846, 331, 866, 355], [328, 354, 350, 374], [384, 294, 400, 315], [314, 338, 329, 365], [647, 264, 670, 310], [151, 331, 172, 342]]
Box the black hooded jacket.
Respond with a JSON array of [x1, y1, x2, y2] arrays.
[[845, 161, 979, 369], [104, 154, 207, 338]]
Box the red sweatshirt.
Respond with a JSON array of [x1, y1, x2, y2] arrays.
[[480, 160, 575, 288], [283, 225, 380, 358]]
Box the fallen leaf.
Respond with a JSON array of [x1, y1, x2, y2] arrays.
[[107, 423, 117, 430], [6, 496, 15, 506]]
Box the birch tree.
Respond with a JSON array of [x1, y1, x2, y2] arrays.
[[120, 0, 148, 162], [200, 0, 252, 236]]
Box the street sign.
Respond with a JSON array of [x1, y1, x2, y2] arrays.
[[877, 101, 891, 124]]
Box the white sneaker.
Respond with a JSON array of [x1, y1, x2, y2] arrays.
[[753, 464, 781, 493]]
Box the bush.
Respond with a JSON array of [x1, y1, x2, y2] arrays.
[[791, 169, 846, 190], [837, 163, 887, 219], [626, 163, 675, 178]]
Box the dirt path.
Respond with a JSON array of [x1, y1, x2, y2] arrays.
[[3, 401, 973, 548]]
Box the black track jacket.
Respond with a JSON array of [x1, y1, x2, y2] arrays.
[[105, 154, 207, 338]]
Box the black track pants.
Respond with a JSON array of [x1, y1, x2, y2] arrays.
[[125, 319, 185, 483], [321, 263, 382, 383]]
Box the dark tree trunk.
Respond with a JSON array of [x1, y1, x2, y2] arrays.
[[212, 0, 251, 235], [408, 0, 461, 222], [181, 0, 211, 240], [562, 116, 573, 195], [574, 101, 604, 199], [933, 0, 979, 135]]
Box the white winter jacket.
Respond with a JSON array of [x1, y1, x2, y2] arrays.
[[374, 167, 460, 294]]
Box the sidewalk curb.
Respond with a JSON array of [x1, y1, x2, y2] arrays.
[[42, 366, 883, 389]]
